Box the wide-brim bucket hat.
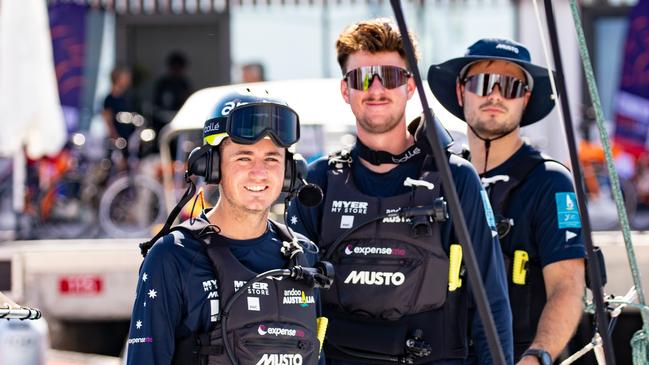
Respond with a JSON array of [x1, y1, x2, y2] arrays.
[[427, 38, 556, 126]]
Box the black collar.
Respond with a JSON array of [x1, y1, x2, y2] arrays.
[[355, 138, 422, 166]]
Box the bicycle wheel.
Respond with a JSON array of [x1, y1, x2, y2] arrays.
[[98, 174, 166, 238]]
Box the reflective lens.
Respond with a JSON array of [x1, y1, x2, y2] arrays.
[[463, 73, 528, 99], [226, 103, 300, 147], [345, 65, 411, 91]]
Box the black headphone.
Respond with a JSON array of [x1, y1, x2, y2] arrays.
[[187, 144, 307, 193]]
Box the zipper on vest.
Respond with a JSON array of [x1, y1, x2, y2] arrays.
[[242, 338, 312, 351], [338, 257, 418, 267]]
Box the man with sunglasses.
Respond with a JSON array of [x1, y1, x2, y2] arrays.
[[428, 38, 586, 365], [126, 90, 329, 365], [288, 19, 512, 365]]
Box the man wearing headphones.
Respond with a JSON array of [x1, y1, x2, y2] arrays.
[[288, 19, 512, 365], [428, 38, 585, 365], [126, 90, 329, 365]]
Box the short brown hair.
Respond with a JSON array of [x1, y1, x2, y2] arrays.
[[335, 18, 420, 75]]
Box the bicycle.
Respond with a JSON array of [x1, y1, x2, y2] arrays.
[[18, 134, 104, 240], [97, 112, 166, 238]]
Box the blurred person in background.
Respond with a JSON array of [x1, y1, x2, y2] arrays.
[[102, 66, 135, 171], [152, 51, 192, 139], [241, 62, 265, 83]]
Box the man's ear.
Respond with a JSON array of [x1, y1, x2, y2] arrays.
[[406, 75, 416, 100], [523, 90, 531, 108], [456, 82, 464, 107], [340, 78, 350, 104]]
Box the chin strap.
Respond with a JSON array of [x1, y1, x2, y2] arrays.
[[468, 125, 518, 174]]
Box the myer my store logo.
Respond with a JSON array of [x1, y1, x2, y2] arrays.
[[331, 200, 368, 214]]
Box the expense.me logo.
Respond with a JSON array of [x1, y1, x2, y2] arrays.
[[258, 325, 305, 337], [343, 271, 405, 286], [283, 288, 315, 307], [344, 244, 406, 256], [256, 354, 303, 365], [331, 200, 368, 214]]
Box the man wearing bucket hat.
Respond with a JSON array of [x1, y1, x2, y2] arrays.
[[126, 90, 331, 365], [288, 19, 513, 365], [428, 38, 586, 365]]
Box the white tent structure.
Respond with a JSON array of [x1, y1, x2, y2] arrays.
[[0, 0, 67, 159], [0, 0, 67, 217]]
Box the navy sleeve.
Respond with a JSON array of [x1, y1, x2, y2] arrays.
[[287, 157, 329, 242], [531, 162, 586, 267], [127, 235, 184, 365], [448, 155, 513, 365]]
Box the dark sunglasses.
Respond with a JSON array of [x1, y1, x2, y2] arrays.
[[344, 65, 411, 91], [463, 73, 529, 99]]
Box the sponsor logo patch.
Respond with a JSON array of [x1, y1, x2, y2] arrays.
[[343, 244, 406, 256], [127, 337, 154, 345], [556, 192, 581, 229], [256, 354, 303, 365], [283, 288, 315, 307], [258, 325, 305, 337], [343, 271, 405, 286], [331, 200, 368, 214], [248, 297, 260, 311], [234, 280, 270, 296], [340, 215, 354, 229]]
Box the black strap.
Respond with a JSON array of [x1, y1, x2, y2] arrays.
[[355, 138, 422, 165], [468, 124, 518, 175], [483, 150, 558, 238], [139, 174, 197, 257], [486, 151, 563, 243]]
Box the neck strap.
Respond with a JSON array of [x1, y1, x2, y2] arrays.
[[355, 138, 422, 166], [469, 125, 518, 174]]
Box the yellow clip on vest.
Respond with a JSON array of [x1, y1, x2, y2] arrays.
[[316, 316, 328, 358], [448, 244, 463, 291], [512, 250, 529, 285]]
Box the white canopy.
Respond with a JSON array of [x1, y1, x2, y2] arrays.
[[0, 0, 67, 159]]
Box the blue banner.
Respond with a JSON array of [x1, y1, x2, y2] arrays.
[[48, 3, 87, 133]]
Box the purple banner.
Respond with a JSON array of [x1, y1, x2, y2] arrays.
[[614, 0, 649, 157], [48, 3, 87, 133]]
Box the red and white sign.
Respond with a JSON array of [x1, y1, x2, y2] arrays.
[[58, 275, 103, 295]]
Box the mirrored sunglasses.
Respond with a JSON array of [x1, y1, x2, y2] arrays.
[[345, 65, 411, 91], [463, 73, 529, 99]]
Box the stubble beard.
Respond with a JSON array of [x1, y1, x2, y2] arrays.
[[357, 110, 405, 135], [468, 103, 523, 140], [220, 188, 270, 219]]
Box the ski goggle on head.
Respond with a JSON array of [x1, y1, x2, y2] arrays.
[[344, 65, 411, 91], [462, 73, 530, 99], [204, 102, 300, 148]]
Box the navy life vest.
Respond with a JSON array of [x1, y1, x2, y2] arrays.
[[318, 151, 468, 364], [480, 149, 554, 355], [170, 219, 320, 365]]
